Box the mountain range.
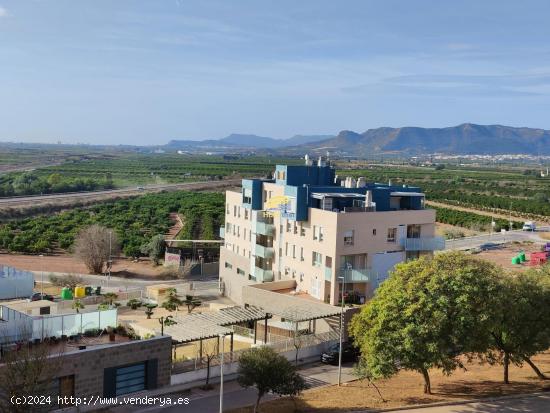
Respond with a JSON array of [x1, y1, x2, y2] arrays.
[[166, 124, 550, 156]]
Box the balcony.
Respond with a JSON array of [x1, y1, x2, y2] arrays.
[[324, 267, 332, 281], [253, 267, 274, 283], [255, 221, 275, 236], [219, 227, 225, 238], [401, 237, 445, 251], [255, 244, 274, 259], [338, 268, 374, 283]]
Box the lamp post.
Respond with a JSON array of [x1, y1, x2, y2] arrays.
[[219, 333, 226, 413], [108, 230, 112, 287], [338, 263, 351, 386], [39, 254, 44, 297]]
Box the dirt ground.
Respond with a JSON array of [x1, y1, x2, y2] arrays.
[[230, 352, 550, 413], [473, 242, 547, 272], [435, 222, 480, 238], [0, 253, 168, 279]]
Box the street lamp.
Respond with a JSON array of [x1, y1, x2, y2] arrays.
[[107, 230, 112, 287], [338, 263, 351, 386], [219, 333, 226, 413], [39, 254, 44, 297]]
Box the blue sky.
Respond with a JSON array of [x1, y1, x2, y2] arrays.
[[1, 1, 550, 145]]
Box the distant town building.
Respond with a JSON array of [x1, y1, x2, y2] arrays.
[[219, 157, 443, 305]]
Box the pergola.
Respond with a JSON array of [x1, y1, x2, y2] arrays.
[[161, 305, 272, 358]]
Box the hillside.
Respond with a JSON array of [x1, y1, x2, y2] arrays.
[[297, 124, 550, 155]]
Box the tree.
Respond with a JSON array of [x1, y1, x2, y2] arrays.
[[74, 225, 119, 274], [161, 288, 183, 312], [183, 295, 201, 314], [145, 304, 157, 319], [201, 338, 220, 390], [482, 270, 550, 383], [102, 292, 119, 307], [72, 299, 84, 314], [237, 346, 307, 413], [350, 252, 501, 394], [0, 331, 63, 413], [158, 315, 177, 336], [140, 234, 166, 265], [127, 299, 143, 310]]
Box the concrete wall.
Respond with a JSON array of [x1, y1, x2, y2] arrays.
[[51, 336, 171, 398]]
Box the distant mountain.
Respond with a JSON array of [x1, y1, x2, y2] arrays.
[[165, 133, 334, 150], [295, 124, 550, 155]]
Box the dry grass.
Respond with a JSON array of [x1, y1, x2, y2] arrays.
[[229, 352, 550, 413]]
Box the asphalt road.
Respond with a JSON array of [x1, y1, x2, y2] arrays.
[[113, 362, 357, 413], [445, 228, 550, 251], [0, 179, 240, 206]]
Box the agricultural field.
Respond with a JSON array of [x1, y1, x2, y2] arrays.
[[0, 150, 300, 196], [0, 191, 225, 256], [340, 162, 550, 224]]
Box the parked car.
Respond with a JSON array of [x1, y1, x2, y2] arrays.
[[522, 221, 536, 231], [31, 292, 54, 301], [320, 343, 359, 365]]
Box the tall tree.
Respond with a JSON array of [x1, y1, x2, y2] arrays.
[[74, 225, 119, 274], [483, 270, 550, 383], [237, 346, 307, 413], [140, 234, 166, 265], [350, 252, 501, 394]]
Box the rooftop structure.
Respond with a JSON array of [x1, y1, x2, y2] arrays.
[[220, 158, 443, 306]]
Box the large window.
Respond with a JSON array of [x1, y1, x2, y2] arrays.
[[312, 251, 323, 267], [243, 188, 252, 204]]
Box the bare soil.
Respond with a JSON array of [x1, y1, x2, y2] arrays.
[[473, 242, 545, 272], [229, 352, 550, 413], [0, 253, 167, 279]]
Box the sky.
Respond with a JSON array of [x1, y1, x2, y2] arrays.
[[1, 1, 550, 145]]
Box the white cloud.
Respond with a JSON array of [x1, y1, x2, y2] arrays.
[[0, 6, 8, 18]]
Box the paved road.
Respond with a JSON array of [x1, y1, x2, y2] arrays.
[[386, 393, 550, 413], [0, 179, 240, 207], [445, 228, 550, 251], [113, 362, 356, 413]]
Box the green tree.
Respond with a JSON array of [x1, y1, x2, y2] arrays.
[[237, 346, 307, 413], [483, 270, 550, 383], [183, 294, 201, 314], [350, 252, 501, 394], [102, 292, 119, 307], [161, 288, 183, 312], [140, 234, 166, 265], [145, 303, 157, 319], [72, 299, 84, 314]]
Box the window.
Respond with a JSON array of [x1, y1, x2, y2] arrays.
[[344, 230, 354, 246], [300, 224, 306, 236], [237, 206, 241, 218], [244, 209, 249, 220], [293, 222, 298, 234], [319, 226, 324, 242], [372, 229, 377, 236], [300, 247, 304, 261], [300, 273, 304, 282], [387, 228, 397, 243], [243, 228, 246, 239], [285, 242, 288, 256], [225, 262, 233, 269], [312, 251, 322, 267], [313, 225, 319, 240], [292, 245, 296, 259], [237, 268, 245, 276], [286, 220, 291, 233], [407, 224, 421, 238], [243, 188, 252, 204], [233, 205, 237, 217], [226, 203, 230, 214]]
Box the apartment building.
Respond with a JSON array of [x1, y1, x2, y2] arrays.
[[219, 157, 444, 305]]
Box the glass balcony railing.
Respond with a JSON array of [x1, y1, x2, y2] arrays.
[[324, 267, 332, 281], [338, 268, 374, 283], [219, 227, 225, 238], [255, 221, 275, 236], [255, 244, 274, 259], [400, 237, 445, 251], [254, 267, 274, 282]]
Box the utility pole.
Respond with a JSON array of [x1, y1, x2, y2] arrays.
[[338, 263, 351, 386]]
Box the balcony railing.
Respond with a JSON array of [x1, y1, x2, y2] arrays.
[[342, 206, 376, 213], [219, 227, 225, 239], [255, 244, 274, 259], [324, 267, 332, 281], [255, 221, 275, 236], [338, 268, 374, 283], [401, 237, 445, 251], [253, 267, 273, 283]]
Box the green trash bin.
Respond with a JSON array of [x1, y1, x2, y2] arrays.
[[61, 287, 73, 300], [519, 252, 526, 262], [85, 286, 93, 296]]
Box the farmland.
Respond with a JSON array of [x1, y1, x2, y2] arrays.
[[0, 191, 225, 255]]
